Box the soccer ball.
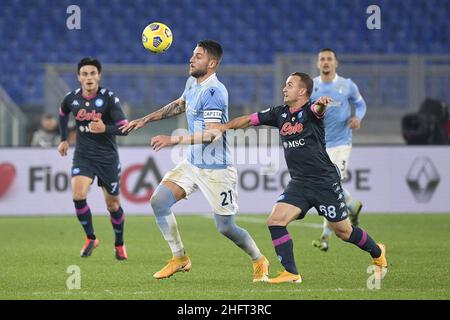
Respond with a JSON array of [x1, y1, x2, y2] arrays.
[[142, 22, 173, 53]]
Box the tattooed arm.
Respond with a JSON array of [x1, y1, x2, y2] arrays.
[[120, 98, 186, 133]]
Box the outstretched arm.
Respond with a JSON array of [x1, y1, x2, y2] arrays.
[[205, 114, 254, 133], [120, 98, 186, 133], [150, 130, 222, 152]]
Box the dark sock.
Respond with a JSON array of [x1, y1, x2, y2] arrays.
[[268, 225, 298, 274], [346, 226, 381, 258], [109, 207, 125, 246], [73, 199, 95, 240]]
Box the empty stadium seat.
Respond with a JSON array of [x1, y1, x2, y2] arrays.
[[0, 0, 447, 106]]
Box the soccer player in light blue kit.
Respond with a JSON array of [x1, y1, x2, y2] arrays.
[[121, 40, 269, 281], [311, 48, 367, 252]]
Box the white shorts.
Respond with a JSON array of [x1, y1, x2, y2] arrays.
[[162, 159, 238, 215], [326, 145, 352, 181]]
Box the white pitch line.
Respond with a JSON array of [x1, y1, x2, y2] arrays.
[[202, 215, 323, 229], [27, 287, 449, 297]]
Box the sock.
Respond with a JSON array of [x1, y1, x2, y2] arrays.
[[73, 199, 95, 240], [268, 225, 298, 274], [321, 218, 333, 238], [150, 184, 185, 257], [109, 207, 125, 246], [345, 226, 381, 258], [214, 214, 261, 260]]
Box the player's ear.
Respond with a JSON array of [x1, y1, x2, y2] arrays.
[[208, 59, 217, 69], [299, 87, 307, 96]]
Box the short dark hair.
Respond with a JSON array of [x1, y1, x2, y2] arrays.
[[42, 113, 55, 120], [197, 40, 223, 62], [290, 72, 313, 97], [77, 57, 102, 74], [319, 48, 338, 60]]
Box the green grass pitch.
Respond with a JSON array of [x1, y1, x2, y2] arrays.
[[1, 214, 449, 300]]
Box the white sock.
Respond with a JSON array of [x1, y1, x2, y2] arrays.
[[321, 218, 333, 238], [156, 213, 185, 257]]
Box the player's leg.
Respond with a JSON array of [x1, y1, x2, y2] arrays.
[[313, 145, 362, 251], [343, 188, 363, 227], [213, 213, 269, 282], [151, 181, 191, 279], [151, 180, 186, 257], [198, 166, 269, 282], [312, 218, 332, 251], [71, 173, 98, 257], [98, 162, 127, 260], [330, 145, 363, 226], [266, 202, 303, 284], [150, 160, 195, 279], [329, 218, 387, 271], [101, 189, 127, 260]]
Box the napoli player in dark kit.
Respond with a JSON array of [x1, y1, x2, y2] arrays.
[[207, 72, 387, 283], [58, 57, 129, 260]]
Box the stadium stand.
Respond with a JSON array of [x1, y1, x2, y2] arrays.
[[0, 0, 448, 107]]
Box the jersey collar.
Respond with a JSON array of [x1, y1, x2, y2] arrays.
[[319, 73, 339, 84], [199, 73, 216, 86], [288, 100, 310, 114]]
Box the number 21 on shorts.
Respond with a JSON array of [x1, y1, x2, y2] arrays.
[[220, 190, 233, 206]]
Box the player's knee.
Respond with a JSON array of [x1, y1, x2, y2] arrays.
[[334, 228, 351, 241], [216, 223, 232, 237], [73, 191, 87, 201], [267, 216, 287, 227], [215, 220, 230, 236], [150, 193, 162, 212], [106, 200, 120, 212], [150, 188, 174, 216], [214, 215, 233, 237]]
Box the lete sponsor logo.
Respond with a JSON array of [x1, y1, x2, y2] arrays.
[[280, 122, 303, 136], [0, 163, 16, 198]]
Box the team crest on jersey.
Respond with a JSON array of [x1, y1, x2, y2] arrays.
[[297, 111, 303, 119], [95, 99, 104, 107]]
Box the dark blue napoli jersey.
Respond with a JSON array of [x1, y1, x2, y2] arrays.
[[59, 87, 128, 163], [253, 100, 340, 184]]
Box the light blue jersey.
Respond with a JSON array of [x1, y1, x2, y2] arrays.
[[181, 73, 231, 169], [311, 74, 367, 148]]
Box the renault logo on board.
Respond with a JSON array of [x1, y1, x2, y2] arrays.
[[406, 157, 440, 203]]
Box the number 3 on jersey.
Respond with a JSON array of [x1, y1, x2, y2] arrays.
[[220, 190, 233, 206]]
